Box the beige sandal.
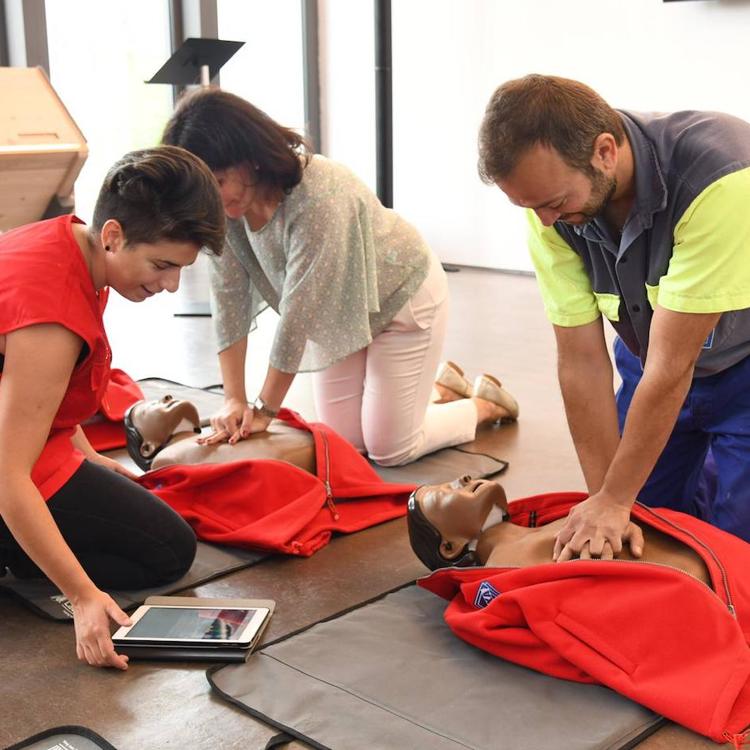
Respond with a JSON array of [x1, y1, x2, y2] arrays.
[[435, 361, 473, 399], [473, 374, 519, 420]]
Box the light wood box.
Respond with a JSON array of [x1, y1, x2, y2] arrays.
[[0, 66, 88, 231]]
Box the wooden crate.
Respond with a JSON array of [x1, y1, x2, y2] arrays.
[[0, 66, 88, 231]]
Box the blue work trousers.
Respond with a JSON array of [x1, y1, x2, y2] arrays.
[[615, 337, 750, 542]]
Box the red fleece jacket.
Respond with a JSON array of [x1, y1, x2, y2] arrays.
[[81, 369, 144, 450], [138, 409, 416, 557], [419, 492, 750, 746]]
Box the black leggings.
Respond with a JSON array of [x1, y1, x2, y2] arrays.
[[0, 460, 197, 589]]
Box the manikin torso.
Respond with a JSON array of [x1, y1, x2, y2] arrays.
[[478, 517, 711, 585], [127, 395, 316, 474], [153, 421, 315, 474]]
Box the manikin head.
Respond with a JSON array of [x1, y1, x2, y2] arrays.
[[124, 395, 201, 470], [407, 476, 509, 570]]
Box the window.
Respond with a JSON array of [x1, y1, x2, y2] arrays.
[[45, 0, 173, 220]]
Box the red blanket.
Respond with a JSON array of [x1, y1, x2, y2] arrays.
[[139, 409, 416, 557], [81, 369, 144, 450], [420, 492, 750, 745]]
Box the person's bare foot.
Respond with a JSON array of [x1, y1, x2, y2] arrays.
[[474, 375, 519, 420], [473, 396, 512, 425], [434, 382, 466, 403]]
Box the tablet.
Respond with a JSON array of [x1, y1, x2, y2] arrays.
[[113, 605, 270, 648]]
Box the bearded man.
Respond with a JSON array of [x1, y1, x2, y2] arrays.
[[478, 74, 750, 559]]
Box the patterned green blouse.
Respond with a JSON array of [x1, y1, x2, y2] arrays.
[[209, 155, 431, 373]]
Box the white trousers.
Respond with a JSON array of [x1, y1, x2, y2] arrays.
[[312, 253, 477, 467]]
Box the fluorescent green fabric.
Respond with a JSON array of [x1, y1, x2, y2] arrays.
[[594, 292, 621, 322], [527, 210, 600, 327], [645, 283, 659, 310], [662, 167, 750, 313]]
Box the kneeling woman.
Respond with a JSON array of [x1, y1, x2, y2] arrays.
[[162, 90, 515, 468], [0, 147, 225, 669]]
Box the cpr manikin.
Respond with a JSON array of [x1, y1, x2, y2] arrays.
[[407, 476, 710, 584], [125, 395, 315, 474], [124, 395, 201, 467]]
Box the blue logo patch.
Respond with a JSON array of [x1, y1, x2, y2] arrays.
[[474, 581, 501, 609], [703, 330, 715, 350]]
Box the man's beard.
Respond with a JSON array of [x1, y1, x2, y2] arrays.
[[579, 169, 617, 221], [561, 169, 617, 225]]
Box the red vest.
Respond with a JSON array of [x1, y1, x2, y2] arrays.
[[419, 492, 750, 745], [0, 216, 111, 498], [138, 409, 416, 556]]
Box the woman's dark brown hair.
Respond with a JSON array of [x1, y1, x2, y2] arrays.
[[478, 74, 626, 183], [162, 88, 311, 193], [91, 145, 225, 254]]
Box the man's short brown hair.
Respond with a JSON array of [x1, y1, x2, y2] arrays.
[[478, 74, 626, 183]]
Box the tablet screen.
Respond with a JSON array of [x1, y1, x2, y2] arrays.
[[124, 607, 261, 643]]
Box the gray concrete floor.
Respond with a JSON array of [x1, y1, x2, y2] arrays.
[[0, 264, 723, 748]]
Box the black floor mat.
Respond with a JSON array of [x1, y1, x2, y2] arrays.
[[0, 541, 267, 621], [5, 725, 118, 750]]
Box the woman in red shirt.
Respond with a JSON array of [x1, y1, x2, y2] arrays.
[[0, 146, 224, 669]]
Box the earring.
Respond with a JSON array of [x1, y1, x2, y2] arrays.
[[105, 245, 111, 251]]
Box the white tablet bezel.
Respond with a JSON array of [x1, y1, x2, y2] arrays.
[[112, 604, 269, 646]]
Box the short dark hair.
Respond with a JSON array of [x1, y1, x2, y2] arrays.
[[478, 74, 626, 183], [161, 88, 310, 193], [92, 145, 225, 255]]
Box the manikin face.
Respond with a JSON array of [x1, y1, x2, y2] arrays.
[[104, 236, 199, 302], [496, 142, 617, 227], [213, 164, 261, 220], [129, 395, 201, 458], [415, 476, 508, 560]]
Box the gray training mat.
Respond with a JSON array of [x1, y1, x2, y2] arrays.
[[371, 446, 507, 485], [6, 725, 117, 750], [0, 541, 266, 621], [140, 379, 510, 485], [209, 585, 664, 750], [0, 379, 506, 620]]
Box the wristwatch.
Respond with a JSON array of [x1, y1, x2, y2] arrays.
[[252, 396, 279, 419]]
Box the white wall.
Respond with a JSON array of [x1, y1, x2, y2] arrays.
[[218, 0, 306, 132], [318, 0, 376, 190], [321, 0, 750, 271]]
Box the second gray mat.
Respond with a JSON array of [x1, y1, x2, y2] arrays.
[[371, 446, 507, 485], [139, 379, 509, 484], [0, 541, 266, 621], [209, 585, 663, 750]]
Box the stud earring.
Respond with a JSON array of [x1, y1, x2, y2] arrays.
[[105, 245, 111, 251]]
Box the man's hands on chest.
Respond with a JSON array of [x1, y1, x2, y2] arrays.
[[553, 492, 644, 561], [553, 306, 721, 560]]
